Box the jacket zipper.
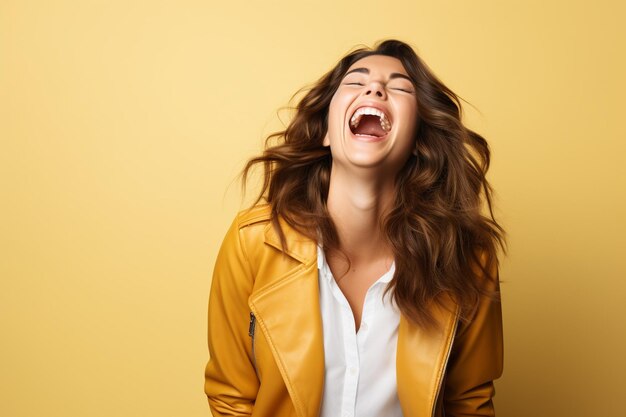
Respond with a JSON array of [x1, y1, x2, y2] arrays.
[[431, 316, 459, 417], [248, 312, 257, 368]]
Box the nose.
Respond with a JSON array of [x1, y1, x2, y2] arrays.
[[364, 81, 386, 99]]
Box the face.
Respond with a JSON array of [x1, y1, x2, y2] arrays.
[[323, 54, 418, 175]]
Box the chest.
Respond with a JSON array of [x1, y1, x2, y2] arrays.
[[325, 254, 395, 329]]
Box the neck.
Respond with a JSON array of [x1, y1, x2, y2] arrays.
[[325, 165, 395, 264]]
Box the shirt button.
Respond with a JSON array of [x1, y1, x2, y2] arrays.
[[360, 322, 368, 331], [349, 367, 357, 375]]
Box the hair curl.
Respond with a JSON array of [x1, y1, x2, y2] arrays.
[[242, 39, 505, 328]]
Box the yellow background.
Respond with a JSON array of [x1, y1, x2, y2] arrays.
[[2, 1, 625, 416]]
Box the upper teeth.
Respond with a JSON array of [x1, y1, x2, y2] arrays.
[[350, 107, 391, 132]]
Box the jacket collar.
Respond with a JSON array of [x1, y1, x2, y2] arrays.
[[249, 214, 458, 417], [262, 215, 317, 263]]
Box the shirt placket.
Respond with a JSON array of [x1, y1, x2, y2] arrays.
[[327, 278, 359, 417]]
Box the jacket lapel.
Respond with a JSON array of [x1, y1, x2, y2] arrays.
[[396, 296, 459, 417], [248, 219, 324, 417]]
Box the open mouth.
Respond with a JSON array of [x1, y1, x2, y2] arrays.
[[349, 106, 392, 138]]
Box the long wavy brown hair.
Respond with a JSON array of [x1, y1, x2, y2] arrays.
[[242, 39, 505, 328]]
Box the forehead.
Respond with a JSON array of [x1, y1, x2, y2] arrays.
[[346, 55, 409, 76]]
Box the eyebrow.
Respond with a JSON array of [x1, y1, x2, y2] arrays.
[[344, 67, 413, 82]]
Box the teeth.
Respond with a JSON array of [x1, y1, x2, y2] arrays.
[[349, 106, 391, 133]]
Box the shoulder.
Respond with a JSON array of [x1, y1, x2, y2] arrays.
[[221, 204, 275, 272], [473, 249, 500, 291], [227, 204, 273, 248], [233, 203, 272, 229], [216, 204, 272, 257], [212, 205, 274, 289]]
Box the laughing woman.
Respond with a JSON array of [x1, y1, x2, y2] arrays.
[[204, 39, 505, 417]]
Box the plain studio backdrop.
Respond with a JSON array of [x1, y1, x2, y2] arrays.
[[1, 1, 625, 416]]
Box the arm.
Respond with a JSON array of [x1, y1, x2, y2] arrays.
[[443, 258, 504, 417], [204, 217, 259, 416]]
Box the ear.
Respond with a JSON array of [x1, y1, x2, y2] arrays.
[[322, 130, 330, 147]]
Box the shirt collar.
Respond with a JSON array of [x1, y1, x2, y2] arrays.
[[377, 262, 396, 284], [317, 245, 333, 282]]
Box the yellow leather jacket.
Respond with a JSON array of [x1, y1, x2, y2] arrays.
[[204, 205, 503, 417]]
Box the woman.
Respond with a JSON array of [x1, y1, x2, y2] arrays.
[[205, 39, 505, 417]]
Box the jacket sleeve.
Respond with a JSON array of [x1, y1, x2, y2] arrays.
[[443, 257, 504, 417], [204, 217, 259, 416]]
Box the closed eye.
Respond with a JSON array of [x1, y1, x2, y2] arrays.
[[344, 82, 413, 93]]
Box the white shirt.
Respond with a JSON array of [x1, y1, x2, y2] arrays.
[[317, 246, 403, 417]]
